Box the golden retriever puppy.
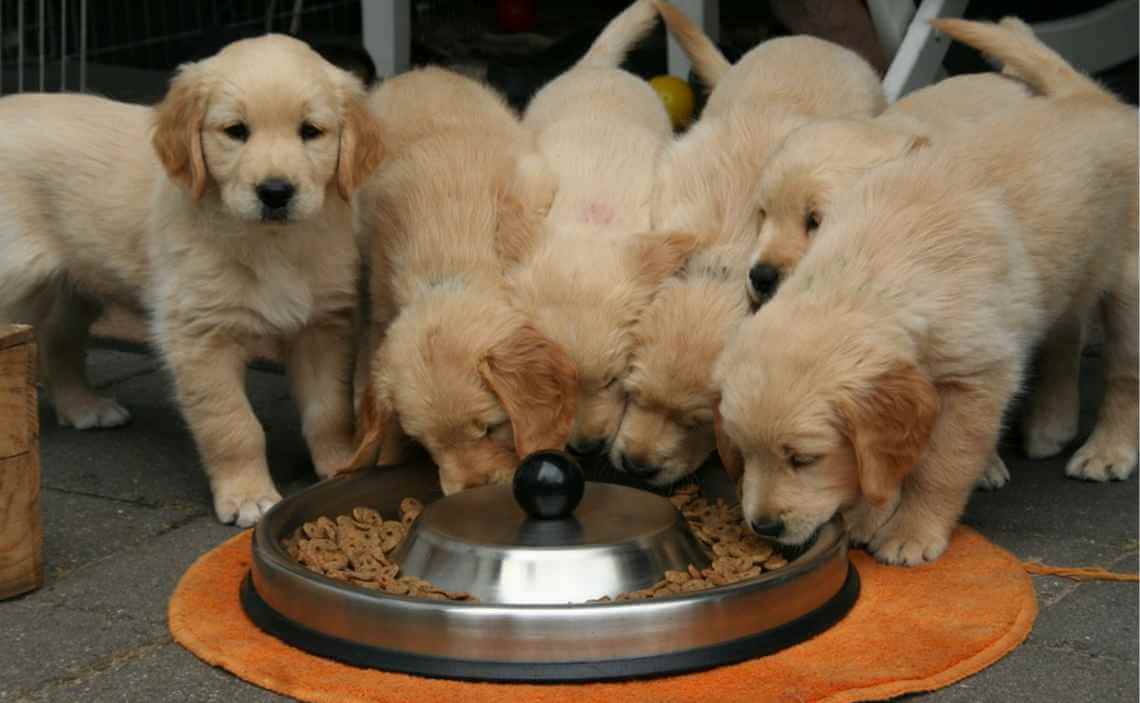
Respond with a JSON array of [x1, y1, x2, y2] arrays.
[[604, 1, 884, 482], [349, 68, 572, 495], [713, 18, 1138, 566], [650, 0, 886, 234], [740, 72, 1034, 491], [611, 241, 753, 483], [744, 72, 1033, 304], [0, 35, 382, 526], [507, 0, 697, 455]]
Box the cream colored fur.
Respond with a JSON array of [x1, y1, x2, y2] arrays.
[[609, 1, 885, 481], [612, 242, 753, 483], [651, 0, 886, 234], [742, 72, 1035, 490], [0, 35, 383, 526], [350, 67, 571, 496], [507, 0, 697, 454], [714, 18, 1138, 566]]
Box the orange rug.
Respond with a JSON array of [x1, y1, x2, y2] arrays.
[[170, 527, 1035, 702]]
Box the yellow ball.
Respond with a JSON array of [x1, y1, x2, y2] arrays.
[[649, 75, 695, 130]]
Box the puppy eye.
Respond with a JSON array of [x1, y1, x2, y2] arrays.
[[602, 377, 618, 389], [789, 453, 819, 468], [223, 123, 250, 142], [757, 208, 767, 222], [299, 122, 323, 141], [805, 210, 821, 233]]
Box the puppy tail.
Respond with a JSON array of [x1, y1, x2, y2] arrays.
[[930, 17, 1113, 103], [653, 0, 731, 89], [577, 0, 660, 69]]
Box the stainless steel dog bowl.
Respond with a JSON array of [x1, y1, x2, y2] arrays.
[[243, 458, 858, 682]]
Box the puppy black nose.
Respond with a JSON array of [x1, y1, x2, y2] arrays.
[[570, 438, 605, 456], [256, 179, 295, 209], [748, 263, 781, 300], [750, 518, 785, 538], [621, 454, 659, 478]]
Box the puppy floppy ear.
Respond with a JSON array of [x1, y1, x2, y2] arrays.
[[479, 323, 578, 457], [343, 377, 404, 470], [334, 73, 385, 201], [629, 230, 703, 288], [494, 152, 557, 266], [152, 62, 211, 201], [838, 363, 940, 507], [712, 398, 744, 484]]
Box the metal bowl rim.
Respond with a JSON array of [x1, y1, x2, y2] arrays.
[[255, 470, 847, 610]]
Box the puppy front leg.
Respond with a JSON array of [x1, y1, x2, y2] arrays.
[[288, 318, 356, 479], [870, 373, 1017, 565], [163, 331, 280, 527]]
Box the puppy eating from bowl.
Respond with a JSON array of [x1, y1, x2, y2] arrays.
[[713, 18, 1137, 565], [349, 67, 572, 496], [735, 69, 1035, 491], [0, 35, 383, 526], [609, 0, 885, 485], [506, 0, 697, 458]]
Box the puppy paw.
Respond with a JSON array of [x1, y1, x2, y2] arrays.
[[975, 453, 1011, 491], [1022, 411, 1078, 460], [57, 395, 132, 430], [868, 520, 950, 566], [213, 483, 282, 527], [843, 502, 894, 547], [311, 441, 358, 480], [1066, 438, 1138, 482]]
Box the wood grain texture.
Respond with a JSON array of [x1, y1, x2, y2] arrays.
[[0, 325, 35, 459], [0, 324, 42, 599], [0, 452, 43, 598]]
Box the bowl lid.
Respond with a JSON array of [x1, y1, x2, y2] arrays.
[[413, 480, 680, 548], [390, 451, 711, 603]]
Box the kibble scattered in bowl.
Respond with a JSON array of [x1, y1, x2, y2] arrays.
[[282, 483, 786, 603]]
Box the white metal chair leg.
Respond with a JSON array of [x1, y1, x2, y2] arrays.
[[882, 0, 968, 102], [362, 0, 411, 79]]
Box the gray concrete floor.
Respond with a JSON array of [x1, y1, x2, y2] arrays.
[[0, 346, 1136, 702]]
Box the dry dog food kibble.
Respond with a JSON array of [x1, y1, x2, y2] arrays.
[[283, 482, 787, 603], [282, 502, 478, 602]]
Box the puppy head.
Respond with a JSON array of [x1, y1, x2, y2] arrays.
[[152, 34, 382, 223], [508, 229, 699, 455], [612, 244, 751, 485], [355, 287, 576, 495], [745, 120, 929, 305], [713, 308, 939, 547]]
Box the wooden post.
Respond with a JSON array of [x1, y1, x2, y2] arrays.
[[0, 324, 42, 599]]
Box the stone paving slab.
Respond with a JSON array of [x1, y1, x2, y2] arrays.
[[38, 489, 201, 583], [0, 600, 165, 701], [24, 644, 289, 703]]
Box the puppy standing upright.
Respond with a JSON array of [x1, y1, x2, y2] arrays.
[[714, 19, 1138, 566], [610, 1, 885, 484], [351, 67, 574, 495], [508, 0, 698, 455], [0, 36, 383, 526]]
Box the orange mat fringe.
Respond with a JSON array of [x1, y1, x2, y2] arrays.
[[1023, 561, 1139, 582]]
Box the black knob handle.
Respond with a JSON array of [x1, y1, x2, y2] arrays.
[[512, 450, 585, 520]]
